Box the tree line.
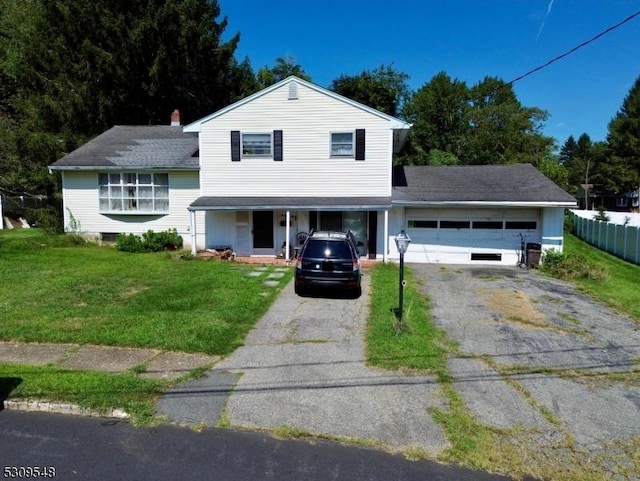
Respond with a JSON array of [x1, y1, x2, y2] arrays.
[[1, 0, 638, 203]]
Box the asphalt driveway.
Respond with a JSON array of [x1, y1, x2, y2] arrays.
[[411, 264, 640, 473], [160, 263, 640, 478]]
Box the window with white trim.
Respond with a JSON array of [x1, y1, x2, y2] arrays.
[[242, 133, 272, 156], [616, 197, 628, 207], [98, 173, 169, 213], [330, 132, 354, 157]]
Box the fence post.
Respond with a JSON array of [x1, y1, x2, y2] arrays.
[[623, 224, 628, 262], [0, 194, 3, 230]]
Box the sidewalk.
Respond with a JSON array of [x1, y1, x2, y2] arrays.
[[0, 341, 218, 417]]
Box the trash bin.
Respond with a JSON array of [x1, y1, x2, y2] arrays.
[[526, 242, 542, 268]]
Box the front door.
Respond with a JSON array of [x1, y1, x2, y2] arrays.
[[253, 211, 274, 251]]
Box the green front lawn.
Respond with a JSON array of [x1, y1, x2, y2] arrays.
[[0, 229, 292, 355], [563, 233, 640, 321]]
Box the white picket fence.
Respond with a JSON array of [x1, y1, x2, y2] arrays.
[[570, 210, 640, 265]]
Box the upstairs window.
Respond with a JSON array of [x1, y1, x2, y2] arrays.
[[331, 132, 354, 157], [232, 131, 282, 161], [242, 133, 272, 156], [98, 172, 169, 213]]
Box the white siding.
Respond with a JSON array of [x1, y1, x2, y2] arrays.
[[61, 171, 203, 248], [198, 82, 393, 197], [541, 207, 565, 252]]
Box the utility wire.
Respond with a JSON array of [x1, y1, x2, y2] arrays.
[[508, 9, 640, 86]]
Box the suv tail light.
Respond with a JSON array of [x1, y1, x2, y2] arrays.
[[295, 256, 303, 269], [352, 258, 360, 271]]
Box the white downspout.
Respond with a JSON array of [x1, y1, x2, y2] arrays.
[[285, 210, 291, 261], [190, 210, 196, 255], [383, 210, 389, 262]]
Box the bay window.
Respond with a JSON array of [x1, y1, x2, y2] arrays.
[[98, 172, 169, 213]]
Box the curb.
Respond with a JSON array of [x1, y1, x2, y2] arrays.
[[2, 399, 129, 420]]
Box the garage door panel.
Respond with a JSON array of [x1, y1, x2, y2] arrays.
[[406, 208, 540, 265]]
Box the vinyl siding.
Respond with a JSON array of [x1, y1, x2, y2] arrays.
[[61, 171, 202, 247], [199, 82, 393, 198]]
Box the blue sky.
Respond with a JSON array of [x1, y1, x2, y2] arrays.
[[219, 0, 640, 147]]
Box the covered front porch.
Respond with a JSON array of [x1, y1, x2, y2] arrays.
[[187, 196, 392, 261]]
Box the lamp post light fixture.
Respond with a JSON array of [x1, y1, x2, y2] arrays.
[[394, 229, 411, 325]]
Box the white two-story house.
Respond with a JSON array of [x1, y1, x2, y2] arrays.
[[182, 76, 411, 260], [50, 76, 575, 265]]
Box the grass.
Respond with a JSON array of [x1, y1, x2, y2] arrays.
[[0, 228, 291, 423], [562, 233, 640, 321], [0, 229, 292, 355], [366, 262, 452, 379], [0, 364, 167, 425]]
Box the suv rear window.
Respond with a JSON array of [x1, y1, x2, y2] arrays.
[[302, 240, 353, 259]]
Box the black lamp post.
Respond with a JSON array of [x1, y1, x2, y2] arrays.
[[394, 229, 411, 324]]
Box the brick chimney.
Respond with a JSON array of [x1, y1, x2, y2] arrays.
[[170, 109, 181, 126]]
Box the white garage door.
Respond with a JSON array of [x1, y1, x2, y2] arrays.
[[405, 208, 541, 265]]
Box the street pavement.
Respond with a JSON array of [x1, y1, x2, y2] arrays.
[[0, 410, 515, 481]]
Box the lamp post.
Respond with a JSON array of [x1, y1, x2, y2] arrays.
[[394, 229, 411, 325]]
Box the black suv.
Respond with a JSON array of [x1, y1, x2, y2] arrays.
[[294, 231, 362, 296]]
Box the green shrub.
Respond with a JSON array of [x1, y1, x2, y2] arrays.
[[116, 229, 183, 253], [116, 233, 145, 252], [27, 206, 63, 234], [541, 249, 609, 282]]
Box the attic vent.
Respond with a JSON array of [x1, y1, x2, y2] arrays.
[[288, 82, 298, 100]]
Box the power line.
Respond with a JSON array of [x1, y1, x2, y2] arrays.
[[508, 9, 640, 86]]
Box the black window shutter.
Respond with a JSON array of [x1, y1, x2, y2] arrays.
[[355, 129, 365, 160], [231, 131, 240, 161], [274, 130, 283, 161]]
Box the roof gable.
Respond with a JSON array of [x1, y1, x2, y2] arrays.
[[392, 164, 576, 205], [183, 76, 411, 133]]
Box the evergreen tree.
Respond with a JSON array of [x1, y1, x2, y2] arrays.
[[607, 75, 640, 192], [256, 55, 311, 88], [0, 0, 248, 195]]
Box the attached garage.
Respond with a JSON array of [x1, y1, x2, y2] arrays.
[[389, 164, 576, 266], [404, 208, 540, 264]]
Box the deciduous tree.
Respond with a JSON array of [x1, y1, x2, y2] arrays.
[[329, 64, 410, 118]]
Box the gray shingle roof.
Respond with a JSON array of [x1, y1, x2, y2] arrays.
[[392, 164, 576, 205], [49, 126, 199, 170]]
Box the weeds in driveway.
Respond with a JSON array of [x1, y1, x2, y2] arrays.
[[365, 261, 633, 480]]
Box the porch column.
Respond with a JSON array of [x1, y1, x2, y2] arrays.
[[383, 210, 389, 262], [285, 210, 291, 260], [190, 210, 197, 255]]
